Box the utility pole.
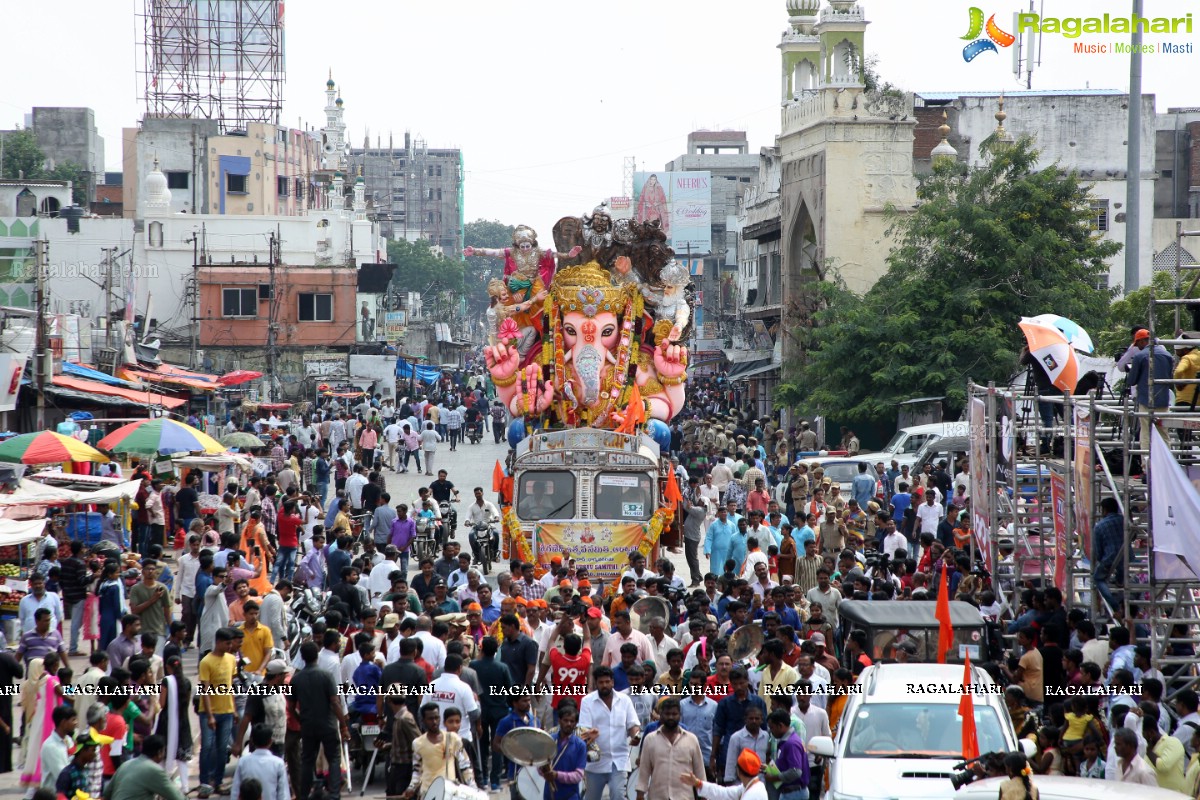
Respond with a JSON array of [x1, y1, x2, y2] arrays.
[[33, 239, 48, 431], [187, 233, 199, 368], [266, 228, 280, 401], [1124, 0, 1144, 293]]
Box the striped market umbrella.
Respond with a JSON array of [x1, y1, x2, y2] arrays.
[[1019, 318, 1080, 393], [98, 418, 226, 456], [1027, 313, 1095, 354], [0, 431, 110, 464]]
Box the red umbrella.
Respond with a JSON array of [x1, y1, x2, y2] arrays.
[[217, 370, 263, 386]]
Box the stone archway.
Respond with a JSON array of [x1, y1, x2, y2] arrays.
[[15, 189, 36, 217], [788, 201, 820, 281]]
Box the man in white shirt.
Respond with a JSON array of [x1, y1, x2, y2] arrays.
[[368, 548, 401, 601], [421, 653, 480, 744], [382, 420, 403, 471], [794, 682, 831, 746], [345, 466, 369, 512], [915, 492, 944, 536], [580, 666, 642, 800], [413, 617, 447, 672], [881, 526, 909, 560], [464, 487, 500, 566]]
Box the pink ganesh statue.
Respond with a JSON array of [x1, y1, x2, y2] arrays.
[[484, 262, 687, 429]]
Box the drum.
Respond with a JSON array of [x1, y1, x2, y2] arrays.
[[625, 768, 639, 800], [501, 728, 557, 767], [516, 766, 546, 800], [423, 777, 490, 800]]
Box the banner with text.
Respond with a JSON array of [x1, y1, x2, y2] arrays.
[[968, 397, 992, 570], [1050, 473, 1069, 589], [535, 521, 647, 584], [633, 171, 712, 254], [1073, 405, 1093, 560]]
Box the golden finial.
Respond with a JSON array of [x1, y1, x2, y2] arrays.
[[938, 110, 951, 140], [994, 93, 1013, 143]]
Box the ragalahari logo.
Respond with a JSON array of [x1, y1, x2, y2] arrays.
[[961, 7, 1016, 61]]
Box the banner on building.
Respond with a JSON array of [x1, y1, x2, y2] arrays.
[[535, 521, 646, 584], [384, 311, 407, 342], [1050, 473, 1069, 589], [968, 397, 992, 570], [303, 352, 348, 379], [1150, 427, 1200, 581], [1073, 405, 1093, 560], [633, 171, 711, 254], [0, 353, 27, 413], [997, 396, 1015, 487], [608, 196, 633, 220]]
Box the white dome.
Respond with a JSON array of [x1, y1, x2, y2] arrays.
[[144, 159, 171, 213]]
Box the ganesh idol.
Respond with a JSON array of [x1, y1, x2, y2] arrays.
[[484, 261, 688, 427], [464, 225, 581, 289]]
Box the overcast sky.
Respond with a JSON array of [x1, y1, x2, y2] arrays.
[[4, 0, 1197, 235]]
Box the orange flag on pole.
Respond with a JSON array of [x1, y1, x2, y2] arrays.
[[617, 384, 645, 434], [664, 467, 683, 512], [959, 652, 980, 760], [935, 562, 954, 664], [492, 460, 505, 493]]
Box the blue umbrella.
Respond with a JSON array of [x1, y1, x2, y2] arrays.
[[1029, 313, 1094, 353]]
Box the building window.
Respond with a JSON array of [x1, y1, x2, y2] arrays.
[[1091, 201, 1109, 232], [295, 178, 304, 200], [298, 292, 333, 322], [226, 173, 248, 194], [427, 166, 434, 177], [436, 165, 443, 177], [148, 221, 163, 248], [166, 171, 189, 189], [222, 287, 257, 317], [436, 188, 442, 200], [277, 176, 289, 196]]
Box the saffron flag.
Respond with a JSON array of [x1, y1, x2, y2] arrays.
[[959, 653, 979, 760], [664, 467, 682, 512], [492, 460, 505, 493], [935, 562, 953, 664], [617, 384, 645, 434]]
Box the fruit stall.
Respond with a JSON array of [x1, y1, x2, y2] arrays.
[[0, 518, 51, 644]]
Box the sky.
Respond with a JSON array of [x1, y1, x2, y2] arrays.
[[4, 0, 1198, 237]]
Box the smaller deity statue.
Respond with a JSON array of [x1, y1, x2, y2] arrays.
[[487, 276, 545, 360], [641, 259, 692, 344], [465, 225, 580, 289]]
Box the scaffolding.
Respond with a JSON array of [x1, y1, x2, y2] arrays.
[[966, 224, 1200, 695], [138, 0, 284, 132]]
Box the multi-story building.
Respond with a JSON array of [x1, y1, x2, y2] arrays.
[[4, 108, 106, 204], [349, 134, 464, 254]]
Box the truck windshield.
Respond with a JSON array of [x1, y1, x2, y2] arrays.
[[515, 471, 576, 521], [593, 472, 654, 521]]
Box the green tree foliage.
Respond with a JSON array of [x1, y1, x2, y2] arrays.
[[464, 218, 515, 314], [0, 129, 45, 181], [787, 136, 1120, 423], [1094, 270, 1178, 357], [386, 237, 465, 294], [1, 129, 88, 203]]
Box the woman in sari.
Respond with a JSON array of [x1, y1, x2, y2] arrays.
[[18, 653, 62, 790], [154, 655, 193, 790], [96, 561, 126, 650]]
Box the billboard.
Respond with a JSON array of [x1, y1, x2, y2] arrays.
[[608, 197, 633, 220], [633, 171, 711, 254], [968, 397, 992, 571]]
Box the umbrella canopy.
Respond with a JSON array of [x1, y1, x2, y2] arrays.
[[1019, 318, 1080, 393], [220, 432, 267, 449], [216, 370, 263, 387], [1028, 313, 1094, 354], [98, 418, 226, 456], [0, 431, 110, 465]]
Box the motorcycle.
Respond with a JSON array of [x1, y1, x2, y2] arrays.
[[469, 519, 499, 575], [413, 516, 438, 562], [467, 419, 484, 445], [438, 499, 458, 541], [347, 710, 384, 792]]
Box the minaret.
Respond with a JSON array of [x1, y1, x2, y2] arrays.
[[330, 171, 345, 211], [353, 167, 366, 220], [931, 111, 958, 165], [780, 0, 821, 102], [816, 0, 868, 87], [321, 72, 347, 171], [992, 93, 1015, 149]]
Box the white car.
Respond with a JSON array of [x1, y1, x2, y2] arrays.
[[858, 422, 970, 471], [953, 775, 1190, 799], [809, 662, 1034, 800]]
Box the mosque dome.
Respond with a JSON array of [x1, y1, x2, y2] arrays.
[[144, 158, 171, 213]]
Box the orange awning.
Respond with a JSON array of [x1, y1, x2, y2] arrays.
[[52, 375, 188, 409], [118, 365, 218, 391]]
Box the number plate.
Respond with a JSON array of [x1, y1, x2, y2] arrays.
[[360, 725, 381, 736]]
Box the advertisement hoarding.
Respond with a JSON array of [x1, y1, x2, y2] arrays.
[[968, 397, 992, 571], [1050, 473, 1069, 589], [1073, 405, 1093, 559], [633, 171, 711, 254], [535, 521, 646, 584]]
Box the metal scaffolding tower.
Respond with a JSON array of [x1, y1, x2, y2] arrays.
[[138, 0, 284, 132]]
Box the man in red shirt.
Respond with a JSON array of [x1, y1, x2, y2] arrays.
[[273, 499, 302, 583], [547, 632, 591, 714]]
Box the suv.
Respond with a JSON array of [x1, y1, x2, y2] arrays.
[[911, 435, 969, 478], [809, 663, 1032, 800], [858, 422, 970, 471]]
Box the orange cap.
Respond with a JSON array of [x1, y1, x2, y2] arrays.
[[559, 580, 571, 588], [515, 596, 528, 606], [737, 748, 763, 775], [578, 580, 591, 589], [550, 556, 563, 564], [464, 603, 481, 612]]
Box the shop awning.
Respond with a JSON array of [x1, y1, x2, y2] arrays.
[[735, 362, 780, 380], [62, 362, 142, 389], [727, 358, 772, 379], [0, 518, 47, 546], [50, 375, 188, 409], [0, 478, 142, 507], [118, 364, 219, 391]]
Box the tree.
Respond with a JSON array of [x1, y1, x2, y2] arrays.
[[0, 129, 46, 181], [47, 161, 88, 205], [1095, 270, 1177, 357], [463, 218, 515, 315], [386, 237, 465, 294], [787, 136, 1120, 424]]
